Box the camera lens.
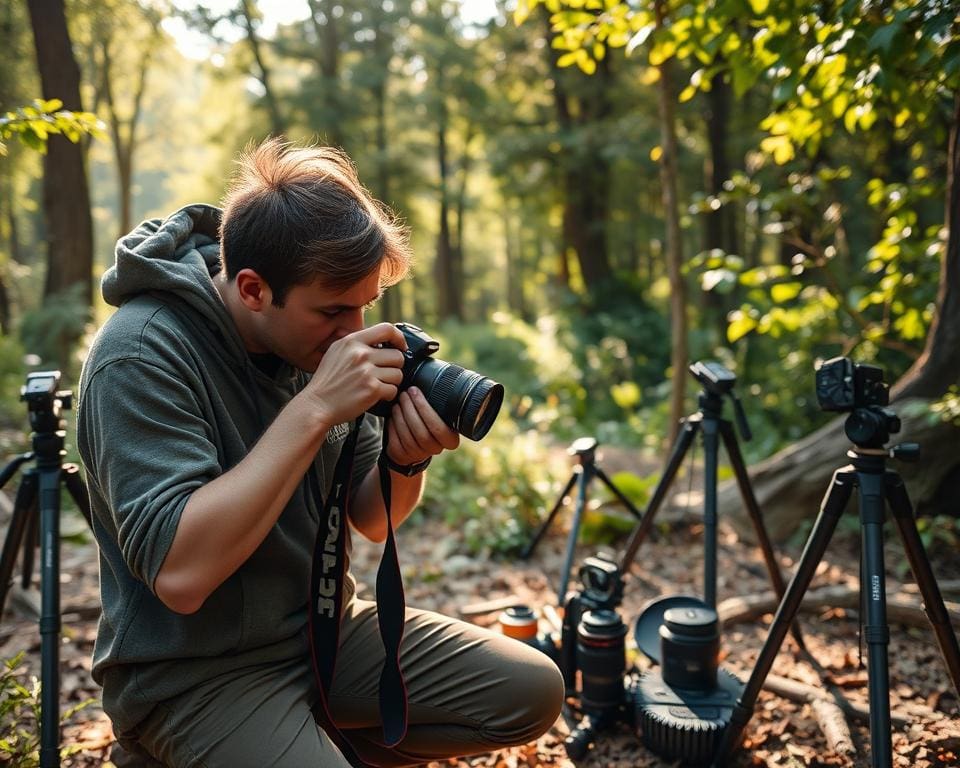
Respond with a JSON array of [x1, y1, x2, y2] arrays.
[[576, 609, 627, 713], [658, 606, 720, 691], [409, 358, 504, 441]]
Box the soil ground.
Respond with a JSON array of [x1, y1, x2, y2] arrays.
[[1, 449, 958, 767]]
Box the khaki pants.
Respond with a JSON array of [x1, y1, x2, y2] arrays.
[[126, 599, 564, 767]]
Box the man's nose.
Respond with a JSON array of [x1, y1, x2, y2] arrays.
[[339, 308, 365, 335]]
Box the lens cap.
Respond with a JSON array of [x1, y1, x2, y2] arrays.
[[633, 594, 709, 664]]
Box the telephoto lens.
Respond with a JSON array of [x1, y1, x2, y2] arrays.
[[576, 609, 628, 712], [564, 609, 629, 760], [410, 357, 503, 441]]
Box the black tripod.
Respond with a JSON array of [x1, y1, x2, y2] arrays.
[[521, 436, 642, 603], [0, 371, 91, 768], [714, 427, 960, 766], [617, 362, 803, 644]]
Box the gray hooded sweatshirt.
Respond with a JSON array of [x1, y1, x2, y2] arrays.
[[77, 204, 381, 735]]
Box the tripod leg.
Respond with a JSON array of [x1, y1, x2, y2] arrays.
[[703, 418, 720, 608], [0, 471, 38, 617], [38, 466, 63, 768], [719, 422, 805, 649], [619, 419, 699, 574], [713, 467, 855, 767], [885, 471, 960, 697], [556, 467, 592, 604], [858, 471, 893, 768], [62, 463, 92, 529], [521, 472, 579, 560], [593, 466, 642, 520]]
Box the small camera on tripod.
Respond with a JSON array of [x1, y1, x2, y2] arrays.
[[21, 370, 71, 434], [815, 357, 901, 447]]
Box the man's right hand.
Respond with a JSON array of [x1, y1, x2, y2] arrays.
[[305, 322, 408, 427]]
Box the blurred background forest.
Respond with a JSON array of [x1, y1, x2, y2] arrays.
[[2, 0, 960, 555]]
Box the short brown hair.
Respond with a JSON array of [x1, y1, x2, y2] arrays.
[[219, 138, 411, 305]]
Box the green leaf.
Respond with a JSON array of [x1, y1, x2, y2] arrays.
[[770, 282, 802, 302], [867, 21, 901, 53], [727, 312, 757, 343]]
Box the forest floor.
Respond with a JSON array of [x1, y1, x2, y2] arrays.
[[1, 447, 959, 768]]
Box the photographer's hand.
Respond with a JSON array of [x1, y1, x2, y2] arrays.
[[349, 386, 459, 543], [305, 322, 407, 426], [386, 386, 460, 467]]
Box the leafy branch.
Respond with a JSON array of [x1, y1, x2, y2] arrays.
[[0, 99, 104, 156]]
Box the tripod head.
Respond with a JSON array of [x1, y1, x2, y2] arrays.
[[689, 361, 752, 441], [21, 371, 71, 437], [21, 371, 73, 468]]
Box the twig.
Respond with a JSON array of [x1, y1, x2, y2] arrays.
[[458, 595, 528, 616], [810, 698, 856, 757], [762, 673, 911, 729]]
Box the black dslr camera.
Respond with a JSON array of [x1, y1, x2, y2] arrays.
[[369, 322, 504, 441], [815, 357, 899, 447]]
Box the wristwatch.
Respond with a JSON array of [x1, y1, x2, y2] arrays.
[[384, 454, 432, 476]]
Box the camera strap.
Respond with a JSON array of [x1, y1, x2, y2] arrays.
[[307, 416, 408, 767]]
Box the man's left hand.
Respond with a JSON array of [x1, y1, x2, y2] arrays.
[[386, 386, 460, 467]]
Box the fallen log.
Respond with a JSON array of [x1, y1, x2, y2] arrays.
[[717, 585, 960, 630]]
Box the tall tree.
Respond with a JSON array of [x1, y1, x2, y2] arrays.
[[652, 0, 687, 444], [27, 0, 94, 326], [85, 0, 164, 240]]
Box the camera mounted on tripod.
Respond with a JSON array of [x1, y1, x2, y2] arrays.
[[21, 371, 72, 436], [815, 356, 901, 448], [689, 361, 752, 441]]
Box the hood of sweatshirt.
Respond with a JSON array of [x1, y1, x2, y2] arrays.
[[101, 203, 252, 368]]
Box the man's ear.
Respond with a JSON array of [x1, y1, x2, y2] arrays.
[[234, 269, 272, 311]]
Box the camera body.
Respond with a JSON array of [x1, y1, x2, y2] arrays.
[[815, 357, 900, 447], [368, 322, 504, 441], [815, 356, 889, 411]]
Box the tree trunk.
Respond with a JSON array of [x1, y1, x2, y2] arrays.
[[450, 125, 474, 321], [27, 0, 94, 310], [543, 9, 613, 294], [240, 0, 285, 136], [101, 34, 152, 241], [701, 69, 734, 346], [433, 101, 459, 321], [893, 93, 960, 400], [370, 21, 400, 323], [655, 0, 688, 447], [307, 0, 342, 148]]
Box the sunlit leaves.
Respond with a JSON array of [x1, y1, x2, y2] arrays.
[[0, 99, 103, 156]]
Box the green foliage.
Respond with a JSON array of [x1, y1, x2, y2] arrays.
[[579, 469, 657, 545], [434, 296, 668, 448], [0, 100, 103, 156], [419, 419, 565, 557], [0, 334, 29, 431], [931, 386, 960, 427], [0, 653, 94, 767], [19, 284, 91, 376]]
